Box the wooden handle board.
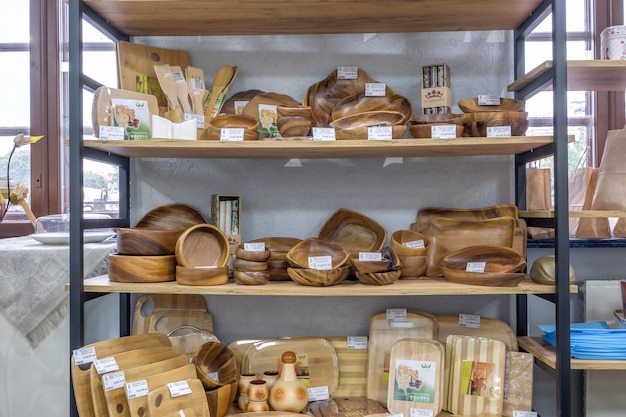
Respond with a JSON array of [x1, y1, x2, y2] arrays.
[[132, 294, 208, 335], [147, 378, 208, 417], [92, 86, 159, 138]]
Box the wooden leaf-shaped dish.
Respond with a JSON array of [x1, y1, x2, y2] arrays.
[[135, 203, 207, 230], [175, 223, 230, 267], [329, 110, 406, 129], [331, 88, 413, 124], [317, 208, 387, 258], [286, 237, 350, 269], [287, 266, 351, 287], [457, 97, 525, 113]]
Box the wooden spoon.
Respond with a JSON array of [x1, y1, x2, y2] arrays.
[[204, 65, 234, 120]]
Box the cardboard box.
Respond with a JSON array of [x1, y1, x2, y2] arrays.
[[210, 194, 241, 248], [421, 63, 451, 114]]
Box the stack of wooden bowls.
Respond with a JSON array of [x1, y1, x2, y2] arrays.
[[351, 247, 402, 285], [250, 237, 302, 280], [408, 113, 465, 138], [233, 242, 271, 285], [286, 238, 351, 286], [390, 230, 430, 278], [175, 224, 231, 286], [457, 97, 527, 137], [277, 105, 313, 137]]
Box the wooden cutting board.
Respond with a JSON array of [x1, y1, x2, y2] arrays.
[[386, 338, 445, 416], [308, 397, 387, 417], [147, 309, 215, 335], [240, 337, 339, 394], [126, 365, 199, 417], [92, 86, 160, 138], [90, 346, 179, 417], [436, 314, 518, 351], [132, 294, 208, 335], [366, 311, 437, 406], [325, 337, 368, 398], [71, 333, 172, 417], [104, 354, 190, 417], [147, 378, 208, 417]]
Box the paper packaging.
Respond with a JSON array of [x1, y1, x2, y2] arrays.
[[502, 351, 533, 416], [210, 194, 241, 249], [421, 63, 451, 114]]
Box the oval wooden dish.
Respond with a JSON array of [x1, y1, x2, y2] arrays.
[[134, 203, 207, 230], [108, 253, 176, 283], [116, 227, 183, 255], [331, 88, 413, 123], [355, 269, 401, 285], [287, 266, 351, 287], [192, 341, 238, 390], [175, 223, 230, 267], [286, 237, 350, 269], [317, 208, 387, 258], [457, 97, 525, 113]]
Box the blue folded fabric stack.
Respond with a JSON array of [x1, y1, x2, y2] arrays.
[[539, 322, 626, 359]]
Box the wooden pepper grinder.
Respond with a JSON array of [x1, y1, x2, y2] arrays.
[[268, 351, 309, 412]]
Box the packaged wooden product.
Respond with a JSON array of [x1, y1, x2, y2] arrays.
[[503, 351, 534, 416]]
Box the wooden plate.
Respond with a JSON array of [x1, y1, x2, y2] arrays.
[[317, 208, 387, 258], [435, 314, 518, 351], [241, 337, 339, 394], [441, 268, 527, 287], [132, 294, 208, 335], [175, 223, 230, 267], [135, 203, 207, 229], [286, 237, 350, 269]]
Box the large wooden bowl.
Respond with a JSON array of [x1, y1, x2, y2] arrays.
[[355, 270, 401, 285], [334, 124, 407, 140], [331, 89, 413, 124], [108, 254, 176, 283], [193, 342, 238, 390], [472, 117, 528, 137], [175, 223, 230, 267], [277, 116, 312, 137], [220, 89, 265, 115], [205, 113, 260, 141], [287, 266, 351, 287], [411, 113, 465, 125], [135, 203, 207, 230], [286, 237, 350, 269], [398, 255, 428, 278], [457, 97, 525, 113], [329, 110, 406, 130], [116, 227, 184, 255], [408, 123, 464, 139], [390, 230, 430, 256], [175, 265, 229, 286], [317, 208, 387, 258]]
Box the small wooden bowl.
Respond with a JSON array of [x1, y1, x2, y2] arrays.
[[233, 270, 270, 285], [355, 270, 401, 285], [390, 230, 430, 256], [350, 247, 401, 274], [330, 110, 406, 129], [411, 113, 465, 125], [408, 123, 464, 138], [277, 116, 312, 137], [250, 237, 303, 253], [205, 126, 259, 141], [277, 105, 313, 119], [287, 266, 351, 287], [208, 113, 260, 130], [175, 223, 230, 268], [232, 258, 269, 272], [398, 255, 428, 278], [193, 342, 238, 390], [457, 97, 525, 113], [235, 244, 271, 262], [176, 265, 229, 286], [108, 254, 176, 283], [472, 116, 528, 137], [116, 227, 184, 255], [286, 237, 350, 269], [334, 124, 407, 140], [205, 379, 238, 417]]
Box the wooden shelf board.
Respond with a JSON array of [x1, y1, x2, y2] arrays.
[[81, 137, 555, 159], [521, 210, 626, 218], [84, 0, 543, 36], [72, 275, 576, 296], [508, 60, 626, 92], [519, 336, 626, 370]]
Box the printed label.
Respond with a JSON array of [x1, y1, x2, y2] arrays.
[[244, 242, 265, 252], [403, 239, 425, 249], [392, 359, 437, 404], [99, 126, 125, 140], [410, 409, 434, 417], [368, 126, 393, 140], [220, 128, 245, 142], [103, 371, 125, 392], [359, 252, 382, 262], [487, 126, 512, 137], [308, 386, 330, 401], [466, 261, 486, 272], [365, 83, 386, 96], [185, 113, 205, 128], [167, 380, 193, 398], [73, 346, 97, 365], [308, 255, 333, 270], [477, 95, 501, 106], [347, 336, 368, 350], [387, 308, 408, 321], [126, 379, 149, 399], [312, 127, 336, 141], [337, 66, 359, 79], [431, 124, 457, 139], [459, 313, 481, 329], [94, 357, 119, 374], [110, 98, 151, 140]]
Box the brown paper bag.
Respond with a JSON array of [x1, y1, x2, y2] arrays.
[[526, 167, 553, 210], [592, 129, 626, 210], [569, 167, 611, 238]]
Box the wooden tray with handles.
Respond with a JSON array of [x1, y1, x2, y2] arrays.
[[435, 314, 518, 351], [90, 346, 179, 417], [71, 333, 172, 417], [366, 310, 437, 406], [104, 355, 191, 417], [147, 309, 214, 335], [147, 378, 208, 417], [132, 294, 208, 335]]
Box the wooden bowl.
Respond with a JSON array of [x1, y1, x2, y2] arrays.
[[206, 126, 259, 141], [286, 237, 350, 269], [329, 110, 406, 130], [233, 270, 270, 285], [250, 237, 302, 254], [277, 105, 313, 119], [108, 254, 176, 283], [398, 255, 428, 278], [331, 89, 413, 124], [208, 113, 260, 130], [408, 123, 464, 138], [287, 266, 351, 287], [472, 116, 528, 137], [193, 342, 238, 390], [205, 379, 238, 417], [176, 265, 229, 286], [355, 270, 401, 285], [350, 247, 401, 273], [390, 230, 430, 256], [116, 227, 184, 255], [440, 268, 526, 287], [232, 258, 269, 272], [457, 97, 525, 113], [334, 124, 407, 140], [318, 208, 387, 258], [135, 203, 207, 230], [220, 89, 265, 115], [277, 116, 312, 137], [235, 244, 271, 262], [411, 113, 465, 125], [175, 223, 230, 267]]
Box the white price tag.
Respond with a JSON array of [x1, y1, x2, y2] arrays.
[[410, 409, 434, 417], [207, 371, 219, 382], [191, 78, 204, 90], [477, 95, 501, 106], [73, 346, 97, 366], [312, 127, 336, 141], [387, 308, 408, 322], [403, 239, 425, 249], [431, 124, 457, 139], [359, 252, 382, 262], [308, 255, 333, 270], [167, 380, 193, 398], [99, 126, 125, 140], [179, 411, 187, 417], [388, 414, 404, 417], [337, 66, 358, 79], [244, 242, 265, 252], [513, 411, 537, 417], [126, 379, 149, 399], [365, 83, 386, 97], [368, 126, 393, 140], [347, 336, 368, 350], [220, 128, 245, 142], [459, 313, 481, 329], [233, 100, 249, 114], [308, 385, 330, 401], [466, 261, 486, 272], [185, 113, 205, 129], [94, 357, 120, 374], [487, 126, 512, 137], [103, 371, 126, 392]]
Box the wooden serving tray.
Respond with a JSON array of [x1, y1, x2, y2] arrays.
[[147, 378, 208, 417], [436, 314, 518, 351], [325, 337, 368, 398], [132, 294, 208, 335], [147, 309, 214, 335]]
